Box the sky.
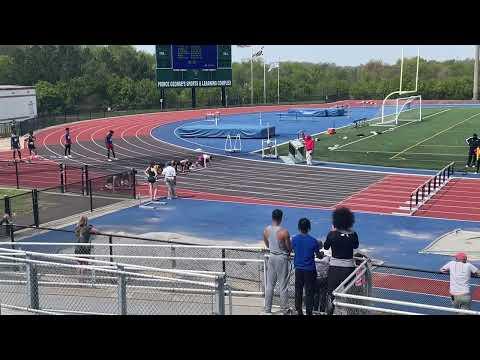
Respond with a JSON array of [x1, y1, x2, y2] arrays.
[[134, 45, 476, 66]]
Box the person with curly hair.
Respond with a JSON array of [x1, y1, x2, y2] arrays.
[[323, 207, 359, 314]]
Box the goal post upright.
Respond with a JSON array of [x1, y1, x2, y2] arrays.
[[380, 47, 420, 126]]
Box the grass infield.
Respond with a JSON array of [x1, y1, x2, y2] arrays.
[[277, 107, 480, 170]]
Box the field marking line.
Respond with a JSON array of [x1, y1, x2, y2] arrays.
[[390, 110, 480, 160], [333, 108, 451, 151]]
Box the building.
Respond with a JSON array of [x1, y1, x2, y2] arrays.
[[0, 85, 37, 124]]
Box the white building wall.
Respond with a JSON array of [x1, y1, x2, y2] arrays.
[[0, 87, 37, 123]]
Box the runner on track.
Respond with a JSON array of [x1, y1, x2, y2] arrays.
[[64, 128, 72, 159], [10, 132, 21, 161], [25, 131, 37, 161], [105, 130, 117, 162]]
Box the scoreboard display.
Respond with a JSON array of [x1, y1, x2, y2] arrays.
[[156, 45, 232, 88]]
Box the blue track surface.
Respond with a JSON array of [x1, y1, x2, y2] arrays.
[[152, 106, 387, 154], [19, 198, 480, 271]]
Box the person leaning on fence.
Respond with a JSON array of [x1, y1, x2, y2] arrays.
[[292, 218, 322, 316], [441, 252, 480, 311], [323, 207, 359, 315], [74, 216, 99, 278], [263, 209, 292, 315], [161, 161, 177, 200]]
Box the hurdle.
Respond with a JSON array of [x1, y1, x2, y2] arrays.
[[205, 111, 220, 126], [261, 123, 278, 159], [225, 134, 242, 153]]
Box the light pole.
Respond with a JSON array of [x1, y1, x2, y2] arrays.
[[474, 45, 479, 100]]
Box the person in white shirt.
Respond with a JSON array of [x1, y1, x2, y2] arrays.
[[440, 252, 480, 311], [161, 161, 177, 200]]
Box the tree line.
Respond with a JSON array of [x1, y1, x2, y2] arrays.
[[0, 45, 476, 114]]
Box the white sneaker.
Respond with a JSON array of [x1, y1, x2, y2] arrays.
[[107, 158, 112, 162], [113, 157, 118, 161], [68, 155, 73, 158], [64, 156, 68, 159]]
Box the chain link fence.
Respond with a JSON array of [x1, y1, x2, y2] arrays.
[[0, 249, 225, 315]]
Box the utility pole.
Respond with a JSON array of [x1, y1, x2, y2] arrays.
[[474, 45, 479, 100]]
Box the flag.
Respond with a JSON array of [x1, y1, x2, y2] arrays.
[[252, 46, 264, 58], [268, 62, 279, 72]]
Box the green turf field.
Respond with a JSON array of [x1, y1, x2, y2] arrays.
[[0, 188, 31, 216], [277, 107, 480, 170]]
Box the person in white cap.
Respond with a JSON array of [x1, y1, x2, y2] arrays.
[[440, 253, 480, 311]]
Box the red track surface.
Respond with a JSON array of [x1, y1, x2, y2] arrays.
[[1, 101, 478, 221], [416, 178, 480, 221], [338, 174, 429, 214], [374, 273, 480, 301]]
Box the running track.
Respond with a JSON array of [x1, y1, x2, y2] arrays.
[[0, 102, 474, 219]]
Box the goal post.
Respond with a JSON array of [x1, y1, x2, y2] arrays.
[[377, 47, 421, 126], [395, 95, 422, 124]]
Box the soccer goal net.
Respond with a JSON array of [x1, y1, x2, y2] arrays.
[[374, 95, 422, 126]]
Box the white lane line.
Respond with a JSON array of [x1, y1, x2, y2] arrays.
[[334, 108, 451, 151], [391, 110, 480, 160]]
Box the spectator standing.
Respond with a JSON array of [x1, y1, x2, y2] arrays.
[[475, 146, 480, 174], [161, 161, 177, 200], [263, 209, 292, 315], [465, 133, 480, 168], [324, 207, 359, 315], [313, 249, 330, 313], [441, 253, 480, 311], [303, 133, 315, 166], [291, 218, 321, 315], [74, 216, 98, 279]]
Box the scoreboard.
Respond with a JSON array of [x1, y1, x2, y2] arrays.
[[156, 45, 232, 88]]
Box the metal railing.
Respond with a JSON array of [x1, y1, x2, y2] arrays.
[[0, 247, 227, 315], [334, 261, 480, 315], [409, 162, 455, 214]]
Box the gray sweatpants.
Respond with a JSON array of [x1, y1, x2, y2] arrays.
[[452, 294, 472, 311], [264, 254, 290, 313]]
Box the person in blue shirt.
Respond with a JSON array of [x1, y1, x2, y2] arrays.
[[291, 218, 322, 315]]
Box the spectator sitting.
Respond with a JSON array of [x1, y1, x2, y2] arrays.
[[291, 218, 322, 316], [313, 248, 330, 313], [441, 253, 480, 311], [323, 207, 359, 315]]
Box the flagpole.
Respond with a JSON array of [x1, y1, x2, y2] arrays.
[[251, 47, 253, 105], [263, 58, 266, 104], [277, 60, 280, 104]]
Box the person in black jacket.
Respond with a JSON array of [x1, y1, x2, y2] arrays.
[[465, 134, 479, 168], [323, 207, 359, 315]]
